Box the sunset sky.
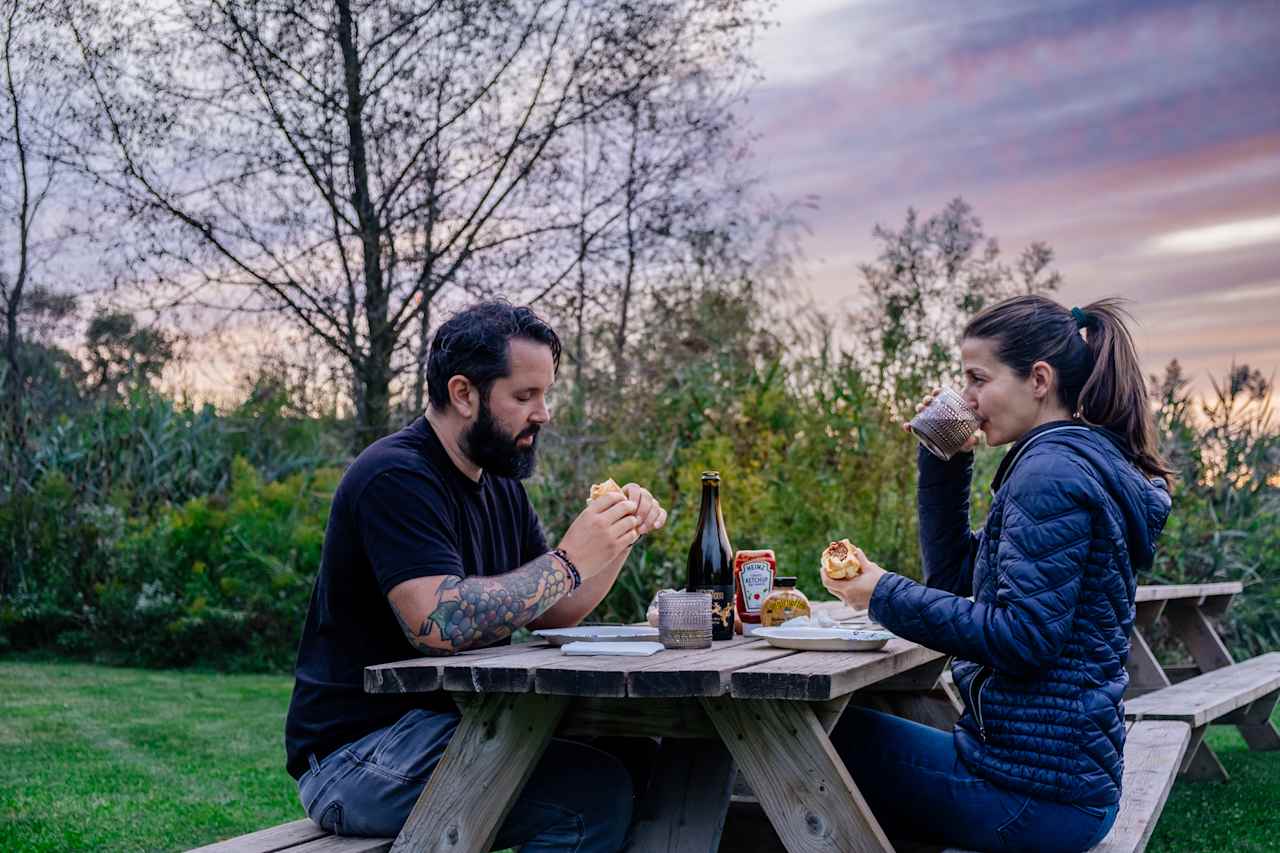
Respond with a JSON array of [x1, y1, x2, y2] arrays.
[[744, 0, 1280, 395]]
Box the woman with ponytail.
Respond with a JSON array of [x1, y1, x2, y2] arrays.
[[822, 294, 1172, 852]]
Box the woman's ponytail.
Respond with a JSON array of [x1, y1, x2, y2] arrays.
[[1077, 300, 1173, 481], [963, 294, 1173, 482]]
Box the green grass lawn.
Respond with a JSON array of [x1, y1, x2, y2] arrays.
[[0, 660, 302, 851], [1, 659, 1277, 851]]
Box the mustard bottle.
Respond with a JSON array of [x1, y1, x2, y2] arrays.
[[760, 577, 811, 627]]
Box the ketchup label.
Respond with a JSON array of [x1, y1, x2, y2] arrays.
[[738, 561, 773, 613]]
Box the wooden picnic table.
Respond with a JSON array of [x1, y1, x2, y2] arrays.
[[1126, 581, 1244, 698], [365, 602, 948, 853]]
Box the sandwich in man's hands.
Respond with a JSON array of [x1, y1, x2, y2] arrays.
[[821, 538, 862, 579], [587, 478, 624, 505]]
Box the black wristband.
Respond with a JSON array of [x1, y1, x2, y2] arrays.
[[551, 548, 582, 592]]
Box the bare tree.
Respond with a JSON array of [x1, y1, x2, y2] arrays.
[[1, 0, 63, 400], [540, 49, 775, 400], [855, 197, 1062, 407], [62, 0, 767, 449]]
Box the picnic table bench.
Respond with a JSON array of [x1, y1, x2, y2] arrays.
[[1124, 581, 1280, 781], [187, 817, 389, 852], [1125, 652, 1280, 781]]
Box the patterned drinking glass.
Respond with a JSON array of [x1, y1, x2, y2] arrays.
[[658, 591, 713, 650], [908, 387, 981, 461]]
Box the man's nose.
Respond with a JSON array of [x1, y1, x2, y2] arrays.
[[530, 400, 550, 424]]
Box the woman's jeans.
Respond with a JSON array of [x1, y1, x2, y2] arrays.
[[830, 707, 1118, 853], [297, 708, 633, 853]]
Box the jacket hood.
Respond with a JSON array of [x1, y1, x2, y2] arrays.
[[999, 424, 1172, 573]]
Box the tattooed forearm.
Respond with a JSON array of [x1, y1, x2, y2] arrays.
[[403, 554, 572, 655]]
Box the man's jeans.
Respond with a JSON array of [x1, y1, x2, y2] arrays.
[[297, 708, 633, 853], [830, 707, 1118, 853]]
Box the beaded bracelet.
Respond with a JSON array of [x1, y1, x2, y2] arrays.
[[550, 548, 582, 592]]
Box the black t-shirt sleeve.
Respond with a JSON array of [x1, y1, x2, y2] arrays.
[[520, 486, 550, 565], [355, 467, 465, 594]]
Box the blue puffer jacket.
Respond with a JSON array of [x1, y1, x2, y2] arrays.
[[869, 422, 1171, 806]]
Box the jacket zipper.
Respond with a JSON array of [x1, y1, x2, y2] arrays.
[[969, 667, 992, 741]]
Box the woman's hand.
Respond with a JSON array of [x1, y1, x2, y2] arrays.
[[820, 544, 887, 611], [901, 386, 982, 453]]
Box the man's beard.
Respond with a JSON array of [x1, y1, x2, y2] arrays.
[[461, 400, 540, 480]]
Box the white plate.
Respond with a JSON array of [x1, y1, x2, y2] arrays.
[[752, 627, 894, 652], [533, 625, 659, 646], [562, 641, 664, 657]]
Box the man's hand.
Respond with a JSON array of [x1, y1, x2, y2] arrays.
[[622, 482, 668, 535], [820, 544, 888, 611], [558, 490, 640, 579]]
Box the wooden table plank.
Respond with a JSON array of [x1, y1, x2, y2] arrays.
[[367, 636, 944, 702], [530, 637, 797, 698], [365, 656, 441, 695], [730, 639, 945, 701], [364, 640, 549, 695], [441, 646, 568, 693], [1134, 582, 1242, 602], [625, 642, 803, 698]]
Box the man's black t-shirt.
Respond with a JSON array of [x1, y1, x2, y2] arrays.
[[284, 416, 548, 779]]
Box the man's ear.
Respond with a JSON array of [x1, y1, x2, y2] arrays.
[[448, 375, 478, 418], [1029, 360, 1056, 401]]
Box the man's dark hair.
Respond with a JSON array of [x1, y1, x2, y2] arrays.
[[426, 301, 562, 410]]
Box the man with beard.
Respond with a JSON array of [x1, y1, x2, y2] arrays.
[[285, 301, 666, 851]]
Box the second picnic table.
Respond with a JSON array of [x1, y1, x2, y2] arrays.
[[1125, 581, 1244, 697], [365, 603, 949, 853]]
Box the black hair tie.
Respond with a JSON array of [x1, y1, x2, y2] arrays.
[[1070, 306, 1089, 329]]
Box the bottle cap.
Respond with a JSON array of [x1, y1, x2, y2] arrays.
[[701, 471, 721, 481], [774, 576, 797, 588]]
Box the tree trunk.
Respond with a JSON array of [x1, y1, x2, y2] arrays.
[[337, 0, 389, 450], [413, 294, 431, 415], [3, 0, 30, 399], [613, 99, 640, 390]]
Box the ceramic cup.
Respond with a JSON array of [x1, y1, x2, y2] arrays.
[[657, 591, 713, 650], [908, 387, 981, 461]]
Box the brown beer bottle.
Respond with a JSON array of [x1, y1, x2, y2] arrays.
[[686, 471, 735, 640]]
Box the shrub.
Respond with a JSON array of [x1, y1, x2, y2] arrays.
[[2, 458, 338, 671]]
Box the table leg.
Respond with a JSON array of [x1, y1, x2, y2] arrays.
[[1180, 725, 1229, 783], [1134, 600, 1166, 633], [1165, 602, 1234, 673], [1199, 593, 1236, 619], [391, 692, 569, 853], [1222, 688, 1280, 751], [700, 697, 894, 853], [1125, 627, 1172, 698]]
